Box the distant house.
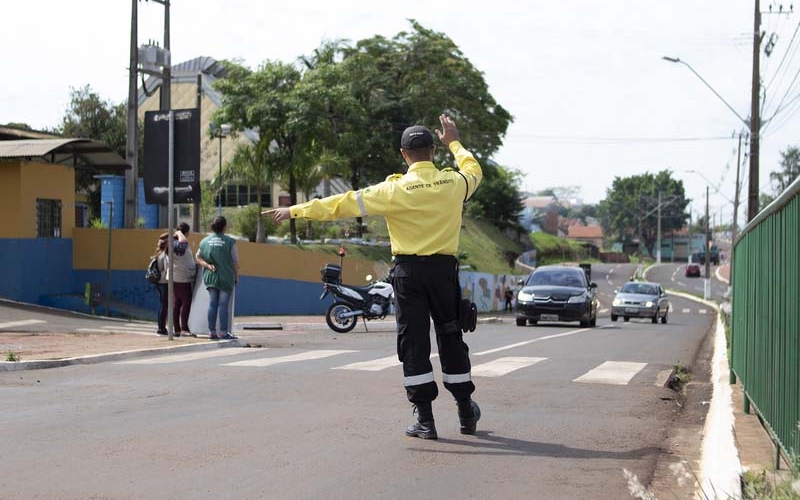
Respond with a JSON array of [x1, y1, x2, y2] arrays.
[[567, 224, 604, 250], [519, 195, 559, 232]]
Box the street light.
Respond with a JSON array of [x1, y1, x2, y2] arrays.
[[662, 55, 759, 222], [210, 123, 232, 216]]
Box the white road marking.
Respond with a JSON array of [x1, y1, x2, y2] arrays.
[[472, 357, 547, 377], [682, 308, 691, 314], [118, 348, 254, 364], [676, 281, 687, 287], [655, 369, 674, 387], [223, 349, 357, 367], [333, 355, 400, 371], [0, 319, 46, 329], [573, 361, 647, 385], [699, 309, 708, 315], [474, 325, 610, 356]]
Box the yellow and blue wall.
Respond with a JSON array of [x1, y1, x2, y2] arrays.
[[0, 159, 377, 317]]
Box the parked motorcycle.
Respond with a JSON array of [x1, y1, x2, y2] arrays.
[[320, 248, 394, 333]]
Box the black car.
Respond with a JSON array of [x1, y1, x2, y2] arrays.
[[515, 265, 598, 327]]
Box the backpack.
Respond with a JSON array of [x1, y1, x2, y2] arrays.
[[145, 257, 161, 284]]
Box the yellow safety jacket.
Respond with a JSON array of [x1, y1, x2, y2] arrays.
[[289, 141, 482, 256]]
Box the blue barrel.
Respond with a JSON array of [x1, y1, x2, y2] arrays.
[[97, 175, 125, 229], [137, 178, 159, 228]]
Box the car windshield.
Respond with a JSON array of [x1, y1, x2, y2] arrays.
[[620, 283, 658, 295], [530, 270, 584, 287]]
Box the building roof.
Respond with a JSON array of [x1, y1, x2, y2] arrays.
[[522, 195, 557, 209], [567, 225, 603, 239], [0, 139, 130, 171], [0, 125, 59, 141]]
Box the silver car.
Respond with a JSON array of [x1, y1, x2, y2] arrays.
[[610, 281, 670, 324]]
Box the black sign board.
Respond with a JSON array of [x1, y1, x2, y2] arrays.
[[143, 108, 201, 205]]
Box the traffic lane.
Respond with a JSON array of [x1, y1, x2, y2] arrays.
[[0, 320, 703, 500], [646, 263, 728, 299], [504, 304, 713, 376], [0, 360, 663, 500], [589, 263, 637, 309]]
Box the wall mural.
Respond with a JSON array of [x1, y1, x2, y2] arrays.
[[459, 271, 521, 313]]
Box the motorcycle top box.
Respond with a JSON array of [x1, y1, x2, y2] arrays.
[[321, 264, 342, 284]]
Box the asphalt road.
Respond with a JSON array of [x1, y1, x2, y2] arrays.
[[0, 263, 716, 500]]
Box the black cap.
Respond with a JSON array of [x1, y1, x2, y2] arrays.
[[400, 125, 434, 150]]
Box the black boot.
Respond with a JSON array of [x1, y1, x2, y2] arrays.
[[457, 399, 481, 435], [405, 404, 437, 440]]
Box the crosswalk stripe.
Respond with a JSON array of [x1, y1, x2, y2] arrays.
[[699, 309, 708, 314], [682, 308, 691, 314], [333, 355, 400, 371], [573, 361, 647, 385], [118, 348, 254, 364], [223, 349, 357, 367], [472, 357, 547, 377], [0, 319, 46, 329]]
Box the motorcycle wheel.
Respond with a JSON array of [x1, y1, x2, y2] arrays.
[[326, 302, 358, 333]]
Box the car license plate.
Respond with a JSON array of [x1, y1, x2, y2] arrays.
[[625, 307, 638, 314], [540, 314, 559, 322]]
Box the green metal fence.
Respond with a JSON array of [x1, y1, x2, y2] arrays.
[[731, 177, 800, 464]]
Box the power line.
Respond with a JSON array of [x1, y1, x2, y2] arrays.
[[763, 19, 800, 113], [764, 62, 800, 127], [504, 134, 734, 145]]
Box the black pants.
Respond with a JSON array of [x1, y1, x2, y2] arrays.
[[393, 255, 475, 407], [156, 283, 168, 333]]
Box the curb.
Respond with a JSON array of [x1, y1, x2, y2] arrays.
[[0, 339, 239, 372]]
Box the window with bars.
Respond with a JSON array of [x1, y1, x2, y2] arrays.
[[36, 199, 62, 238]]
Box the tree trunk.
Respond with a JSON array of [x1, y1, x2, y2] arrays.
[[350, 167, 363, 238], [289, 173, 298, 244], [255, 190, 265, 243]]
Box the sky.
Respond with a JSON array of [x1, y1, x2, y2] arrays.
[[3, 0, 799, 228]]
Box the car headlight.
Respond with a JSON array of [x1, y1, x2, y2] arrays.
[[644, 301, 654, 308], [612, 298, 622, 306], [517, 290, 534, 302], [567, 293, 587, 303]]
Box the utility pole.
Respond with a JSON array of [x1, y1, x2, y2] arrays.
[[657, 191, 662, 264], [748, 0, 761, 221], [705, 186, 711, 299], [125, 0, 138, 228], [159, 0, 171, 112]]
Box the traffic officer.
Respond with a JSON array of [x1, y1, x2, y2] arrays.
[[265, 114, 482, 440]]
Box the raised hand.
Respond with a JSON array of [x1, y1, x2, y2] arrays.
[[435, 114, 460, 146]]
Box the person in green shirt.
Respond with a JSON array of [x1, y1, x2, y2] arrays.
[[195, 216, 239, 340]]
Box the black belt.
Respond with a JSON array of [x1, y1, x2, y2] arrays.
[[394, 254, 457, 264]]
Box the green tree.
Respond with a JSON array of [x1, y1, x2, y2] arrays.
[[466, 161, 523, 229], [224, 143, 273, 242], [55, 85, 130, 218], [769, 146, 800, 195], [214, 60, 305, 243], [597, 171, 690, 257]]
